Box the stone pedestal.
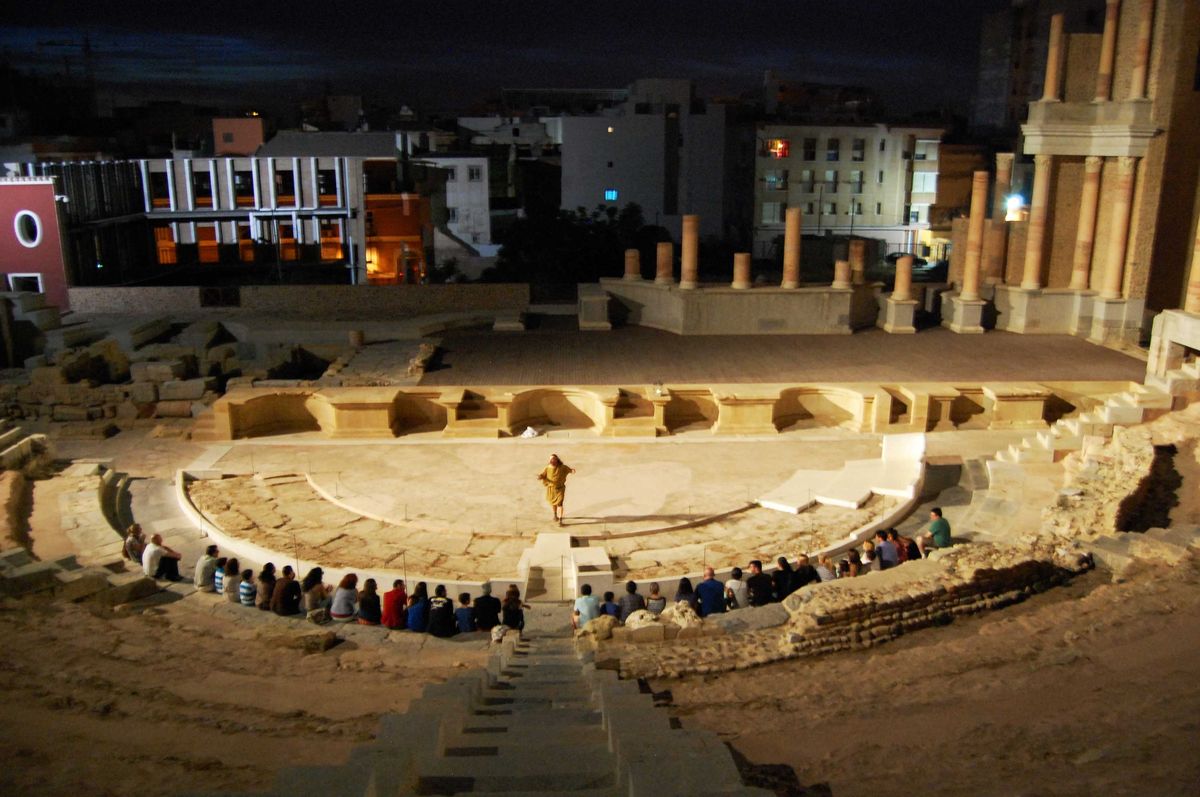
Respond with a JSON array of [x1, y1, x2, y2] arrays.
[[831, 259, 852, 290], [577, 286, 612, 331], [942, 292, 986, 334], [983, 384, 1051, 430], [654, 242, 674, 285], [731, 253, 751, 289], [880, 298, 918, 334], [1089, 296, 1134, 344], [623, 248, 641, 280]]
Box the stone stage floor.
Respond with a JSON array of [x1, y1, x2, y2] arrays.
[[413, 325, 1146, 386], [182, 428, 1032, 581]]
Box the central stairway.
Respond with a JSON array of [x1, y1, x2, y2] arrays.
[[257, 621, 770, 796]]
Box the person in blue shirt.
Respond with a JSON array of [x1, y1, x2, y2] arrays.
[[406, 581, 430, 632], [694, 567, 726, 617], [572, 583, 601, 630], [600, 591, 620, 618], [455, 592, 476, 633]]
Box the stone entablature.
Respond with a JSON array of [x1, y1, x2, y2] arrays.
[[1022, 99, 1158, 157]]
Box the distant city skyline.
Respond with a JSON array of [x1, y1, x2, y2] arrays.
[[3, 0, 1009, 117]]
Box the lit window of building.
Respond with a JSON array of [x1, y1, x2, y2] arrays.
[[851, 138, 866, 162], [764, 138, 790, 159], [604, 189, 619, 201], [763, 169, 788, 190], [826, 138, 840, 161]]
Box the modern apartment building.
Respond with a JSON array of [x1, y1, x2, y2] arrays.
[[751, 123, 945, 259]]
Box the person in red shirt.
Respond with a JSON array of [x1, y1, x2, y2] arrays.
[[381, 579, 408, 630]]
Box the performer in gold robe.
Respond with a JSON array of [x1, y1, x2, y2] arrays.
[[537, 454, 576, 525]]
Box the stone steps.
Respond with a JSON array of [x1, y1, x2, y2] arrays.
[[250, 631, 770, 796]]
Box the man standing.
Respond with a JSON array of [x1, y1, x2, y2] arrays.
[[193, 544, 219, 591], [917, 507, 952, 557], [695, 566, 726, 617], [746, 560, 774, 607], [573, 583, 601, 630], [142, 534, 182, 581], [473, 582, 502, 631]]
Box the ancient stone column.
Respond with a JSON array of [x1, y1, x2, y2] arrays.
[[655, 241, 674, 284], [1070, 156, 1104, 290], [893, 255, 914, 302], [781, 206, 802, 288], [1095, 0, 1121, 101], [680, 214, 699, 289], [962, 170, 989, 302], [832, 259, 852, 289], [848, 239, 866, 286], [731, 252, 751, 289], [1100, 156, 1138, 300], [1186, 208, 1200, 313], [1042, 13, 1065, 101], [1021, 154, 1053, 290], [1130, 0, 1155, 100], [623, 248, 641, 280], [985, 152, 1015, 284]]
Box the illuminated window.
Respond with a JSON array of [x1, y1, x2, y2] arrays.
[[849, 170, 863, 193], [604, 189, 618, 201], [761, 201, 786, 224], [912, 172, 938, 193], [824, 170, 838, 191], [764, 138, 790, 159], [763, 169, 788, 190], [826, 138, 840, 161], [851, 138, 866, 161], [607, 126, 615, 133]]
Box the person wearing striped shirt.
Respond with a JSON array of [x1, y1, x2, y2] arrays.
[[238, 569, 256, 607]]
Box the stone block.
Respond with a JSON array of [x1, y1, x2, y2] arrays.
[[31, 366, 67, 385], [154, 400, 195, 418], [23, 355, 46, 370], [130, 360, 186, 383], [628, 623, 666, 643], [52, 405, 90, 422], [90, 574, 162, 606], [128, 381, 158, 404], [159, 378, 210, 401]]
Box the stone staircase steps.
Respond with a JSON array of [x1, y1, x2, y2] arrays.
[[253, 630, 770, 797]]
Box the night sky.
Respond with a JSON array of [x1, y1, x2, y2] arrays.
[[3, 0, 1011, 115]]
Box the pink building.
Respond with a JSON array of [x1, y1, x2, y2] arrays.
[[0, 178, 69, 309]]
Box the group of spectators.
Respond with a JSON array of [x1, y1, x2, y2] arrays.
[[572, 509, 953, 627]]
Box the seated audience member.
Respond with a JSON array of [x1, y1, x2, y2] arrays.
[[861, 541, 881, 573], [573, 583, 601, 629], [473, 583, 501, 631], [791, 554, 821, 591], [428, 585, 457, 637], [901, 533, 921, 563], [238, 569, 256, 607], [256, 563, 277, 611], [672, 577, 700, 615], [917, 507, 952, 557], [887, 529, 910, 564], [725, 567, 748, 610], [212, 557, 228, 593], [772, 556, 796, 600], [695, 567, 726, 617], [193, 545, 219, 592], [222, 558, 242, 602], [123, 524, 146, 565], [502, 585, 527, 631], [847, 549, 863, 577], [330, 573, 359, 622], [381, 579, 408, 629], [645, 583, 667, 616], [142, 534, 183, 581], [618, 580, 647, 622], [875, 530, 899, 569], [746, 560, 774, 606], [301, 567, 333, 614], [815, 555, 837, 582], [357, 578, 382, 625], [600, 591, 620, 618], [270, 566, 302, 616], [406, 582, 430, 632], [836, 559, 851, 579], [455, 592, 476, 633]]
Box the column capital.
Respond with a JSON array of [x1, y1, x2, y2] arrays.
[[1117, 155, 1139, 173], [1084, 155, 1104, 172], [995, 152, 1015, 170], [1034, 153, 1054, 169]]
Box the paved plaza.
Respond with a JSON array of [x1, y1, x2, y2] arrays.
[[416, 324, 1147, 385]]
